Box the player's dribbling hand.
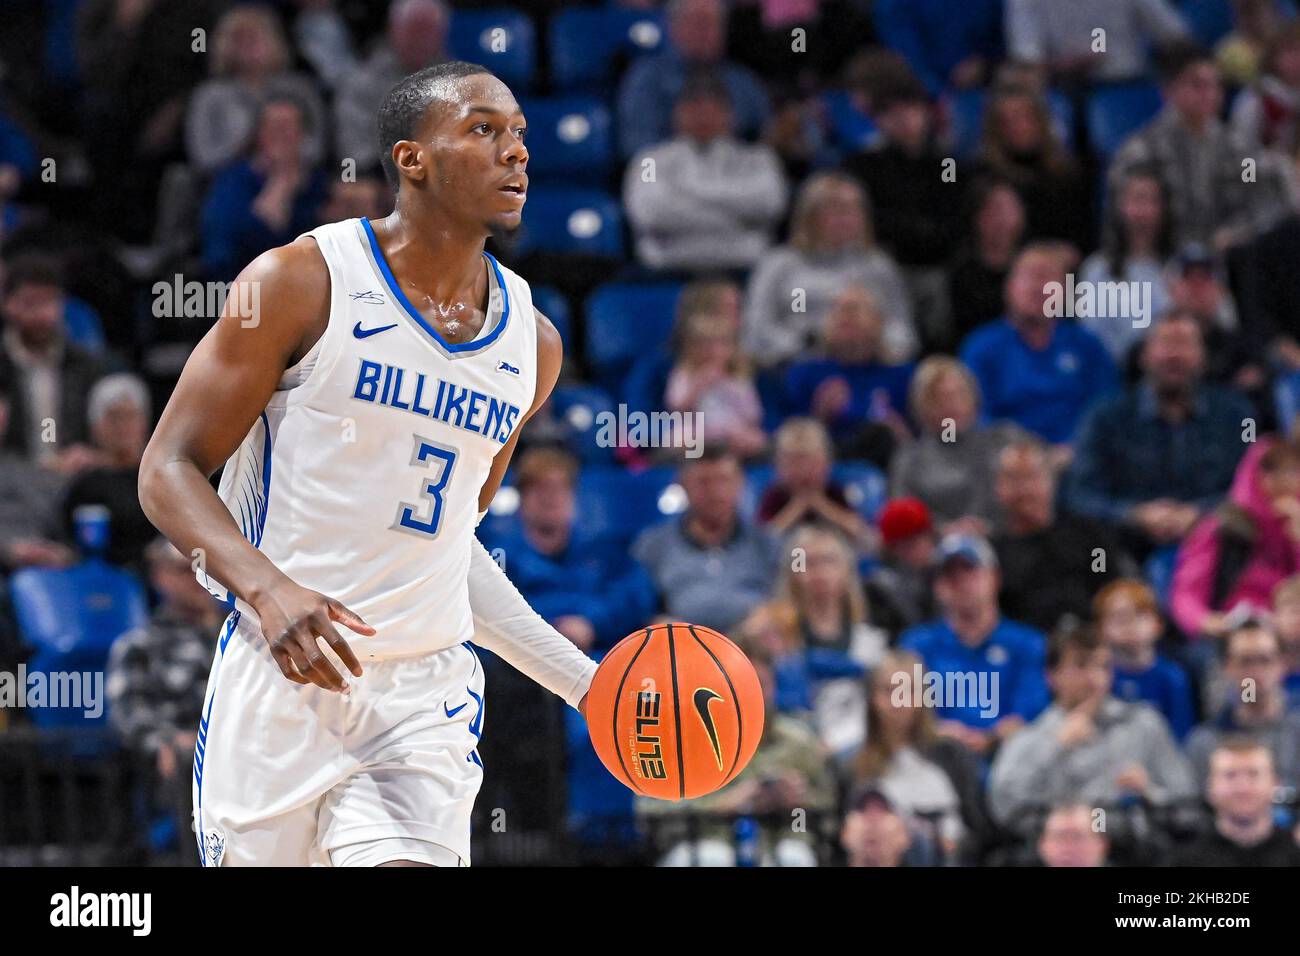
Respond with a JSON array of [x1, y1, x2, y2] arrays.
[[251, 577, 376, 692]]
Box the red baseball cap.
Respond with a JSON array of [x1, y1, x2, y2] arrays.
[[878, 497, 933, 546]]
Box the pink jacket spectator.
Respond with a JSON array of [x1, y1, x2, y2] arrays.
[[1170, 439, 1300, 637]]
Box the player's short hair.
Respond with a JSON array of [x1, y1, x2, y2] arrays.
[[376, 60, 499, 187]]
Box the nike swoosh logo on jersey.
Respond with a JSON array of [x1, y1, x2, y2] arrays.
[[693, 688, 725, 771], [444, 701, 468, 718], [353, 321, 399, 339]]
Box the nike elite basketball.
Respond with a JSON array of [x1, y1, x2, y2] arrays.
[[586, 622, 765, 800]]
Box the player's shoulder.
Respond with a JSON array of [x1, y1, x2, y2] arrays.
[[239, 234, 330, 300]]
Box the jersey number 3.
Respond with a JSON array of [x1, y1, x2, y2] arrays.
[[395, 435, 457, 538]]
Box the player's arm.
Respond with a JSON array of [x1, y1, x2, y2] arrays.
[[467, 310, 598, 712], [138, 239, 375, 693]]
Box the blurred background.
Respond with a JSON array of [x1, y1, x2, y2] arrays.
[[2, 0, 1300, 867]]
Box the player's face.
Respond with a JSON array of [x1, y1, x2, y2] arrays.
[[417, 75, 529, 235]]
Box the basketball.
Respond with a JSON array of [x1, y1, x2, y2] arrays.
[[586, 622, 765, 801]]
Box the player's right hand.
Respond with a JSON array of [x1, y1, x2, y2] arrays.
[[251, 578, 376, 692]]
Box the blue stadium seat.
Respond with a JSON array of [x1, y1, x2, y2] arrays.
[[1144, 544, 1181, 610], [572, 465, 683, 541], [584, 282, 682, 387], [740, 463, 775, 520], [821, 90, 878, 153], [63, 296, 106, 353], [1087, 82, 1162, 158], [550, 7, 667, 92], [512, 188, 625, 258], [448, 8, 537, 91], [1179, 0, 1235, 48], [549, 383, 617, 463], [947, 88, 1075, 159], [9, 558, 148, 748], [518, 96, 614, 182], [529, 284, 572, 347], [834, 461, 889, 522]]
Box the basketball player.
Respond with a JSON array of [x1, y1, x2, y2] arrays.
[[138, 62, 598, 867]]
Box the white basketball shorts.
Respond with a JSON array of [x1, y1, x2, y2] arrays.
[[192, 611, 485, 867]]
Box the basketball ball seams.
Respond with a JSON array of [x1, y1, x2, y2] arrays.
[[688, 624, 744, 784], [612, 628, 653, 796], [666, 622, 687, 800]]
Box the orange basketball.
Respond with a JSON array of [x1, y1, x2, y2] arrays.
[[586, 622, 765, 801]]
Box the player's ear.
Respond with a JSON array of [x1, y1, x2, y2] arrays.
[[392, 141, 427, 183]]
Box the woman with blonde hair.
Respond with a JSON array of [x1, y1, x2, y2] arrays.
[[847, 650, 993, 860], [744, 172, 916, 368], [186, 4, 327, 175], [888, 355, 1027, 533], [776, 524, 887, 756]]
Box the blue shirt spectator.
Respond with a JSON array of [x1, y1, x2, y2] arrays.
[[898, 534, 1050, 737], [1063, 312, 1252, 535], [616, 0, 770, 158], [200, 98, 328, 281], [481, 447, 655, 653], [960, 246, 1116, 445], [1113, 658, 1196, 741]]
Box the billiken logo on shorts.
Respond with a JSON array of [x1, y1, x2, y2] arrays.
[[632, 690, 666, 780]]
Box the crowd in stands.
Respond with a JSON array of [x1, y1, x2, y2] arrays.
[[4, 0, 1300, 866]]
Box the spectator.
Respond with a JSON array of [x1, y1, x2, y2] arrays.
[[974, 84, 1093, 250], [839, 784, 935, 867], [844, 75, 964, 342], [632, 448, 781, 634], [1171, 739, 1300, 865], [781, 286, 914, 466], [890, 356, 1028, 532], [623, 71, 786, 274], [1005, 0, 1187, 84], [988, 623, 1194, 829], [959, 243, 1117, 446], [57, 374, 154, 571], [992, 437, 1132, 632], [1269, 574, 1300, 698], [1217, 0, 1293, 89], [757, 418, 870, 547], [200, 97, 329, 281], [616, 0, 770, 159], [318, 171, 391, 225], [0, 254, 105, 466], [849, 650, 997, 860], [1064, 311, 1253, 548], [1036, 802, 1111, 867], [1231, 20, 1300, 149], [865, 497, 938, 635], [946, 177, 1026, 351], [185, 4, 328, 176], [743, 172, 916, 368], [1171, 437, 1300, 639], [899, 533, 1050, 754], [775, 525, 887, 756], [334, 0, 448, 171], [624, 278, 742, 421], [1109, 42, 1266, 250], [641, 633, 834, 867], [1095, 579, 1197, 741], [1186, 622, 1300, 790], [0, 383, 73, 571], [106, 538, 224, 786], [663, 300, 766, 459], [480, 448, 655, 654], [1077, 163, 1176, 363]]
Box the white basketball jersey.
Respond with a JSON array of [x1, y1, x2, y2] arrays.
[[201, 217, 538, 660]]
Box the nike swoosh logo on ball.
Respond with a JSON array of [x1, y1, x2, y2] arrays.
[[693, 688, 725, 771]]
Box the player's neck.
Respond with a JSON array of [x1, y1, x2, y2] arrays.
[[370, 207, 487, 305]]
